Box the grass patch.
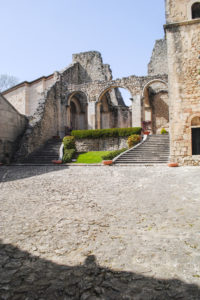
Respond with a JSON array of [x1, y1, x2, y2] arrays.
[[74, 151, 113, 164]]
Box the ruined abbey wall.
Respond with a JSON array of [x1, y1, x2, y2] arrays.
[[0, 94, 27, 163]]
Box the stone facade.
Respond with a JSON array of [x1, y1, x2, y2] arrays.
[[75, 137, 128, 152], [165, 0, 200, 165], [0, 94, 27, 163]]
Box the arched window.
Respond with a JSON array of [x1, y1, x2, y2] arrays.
[[192, 2, 200, 19]]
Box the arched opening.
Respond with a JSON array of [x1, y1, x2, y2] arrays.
[[142, 80, 168, 134], [191, 116, 200, 155], [192, 2, 200, 19], [97, 87, 132, 129], [66, 91, 88, 131]]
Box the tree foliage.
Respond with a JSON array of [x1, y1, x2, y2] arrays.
[[0, 74, 19, 92]]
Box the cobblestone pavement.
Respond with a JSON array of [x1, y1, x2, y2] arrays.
[[0, 165, 200, 299]]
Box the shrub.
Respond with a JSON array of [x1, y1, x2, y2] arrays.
[[161, 128, 168, 135], [71, 127, 141, 139], [62, 149, 76, 163], [101, 148, 127, 160], [127, 134, 140, 148], [63, 136, 76, 150]]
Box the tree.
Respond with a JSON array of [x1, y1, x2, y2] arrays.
[[0, 74, 19, 92]]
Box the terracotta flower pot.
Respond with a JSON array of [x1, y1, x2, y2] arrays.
[[168, 162, 179, 167], [143, 131, 150, 135], [103, 160, 113, 166], [52, 160, 62, 164]]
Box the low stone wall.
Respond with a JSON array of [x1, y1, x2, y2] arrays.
[[75, 137, 128, 152]]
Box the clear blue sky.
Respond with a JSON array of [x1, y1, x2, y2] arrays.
[[0, 0, 166, 83]]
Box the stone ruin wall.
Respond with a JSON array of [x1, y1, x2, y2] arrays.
[[0, 94, 27, 163], [148, 39, 168, 76]]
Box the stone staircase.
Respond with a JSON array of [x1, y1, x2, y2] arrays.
[[19, 138, 62, 164], [114, 135, 170, 165]]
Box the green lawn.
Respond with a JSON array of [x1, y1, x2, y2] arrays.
[[74, 151, 112, 164]]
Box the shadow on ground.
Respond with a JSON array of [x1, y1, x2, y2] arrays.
[[0, 240, 199, 300], [0, 165, 69, 183]]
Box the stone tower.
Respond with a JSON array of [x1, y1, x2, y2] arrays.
[[165, 0, 200, 164]]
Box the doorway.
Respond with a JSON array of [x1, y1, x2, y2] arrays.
[[192, 128, 200, 155]]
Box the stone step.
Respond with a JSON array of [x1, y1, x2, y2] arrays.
[[114, 134, 170, 165], [19, 138, 62, 164]]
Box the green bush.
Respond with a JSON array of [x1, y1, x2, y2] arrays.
[[127, 134, 141, 148], [101, 148, 127, 160], [62, 149, 76, 163], [63, 136, 76, 150], [161, 128, 168, 135], [71, 127, 141, 139]]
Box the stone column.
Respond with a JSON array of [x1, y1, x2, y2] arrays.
[[88, 101, 96, 129], [132, 94, 142, 127]]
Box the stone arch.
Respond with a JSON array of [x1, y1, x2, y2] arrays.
[[192, 2, 200, 19], [66, 91, 88, 130], [142, 79, 168, 134], [96, 84, 132, 129], [187, 0, 200, 19], [97, 84, 133, 103]]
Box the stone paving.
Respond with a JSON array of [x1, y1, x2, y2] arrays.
[[0, 165, 200, 299]]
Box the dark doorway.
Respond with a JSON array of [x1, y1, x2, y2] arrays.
[[192, 3, 200, 19], [192, 128, 200, 155]]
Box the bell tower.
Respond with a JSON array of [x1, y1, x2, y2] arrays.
[[165, 0, 200, 165]]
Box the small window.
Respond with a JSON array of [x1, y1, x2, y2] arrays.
[[192, 2, 200, 19]]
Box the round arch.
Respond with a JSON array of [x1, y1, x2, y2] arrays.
[[142, 79, 168, 99], [187, 0, 200, 19], [97, 85, 133, 103], [96, 85, 133, 129], [65, 91, 88, 131], [142, 79, 168, 134]]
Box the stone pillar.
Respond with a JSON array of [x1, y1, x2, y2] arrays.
[[96, 102, 101, 129], [132, 94, 142, 127], [88, 101, 96, 129]]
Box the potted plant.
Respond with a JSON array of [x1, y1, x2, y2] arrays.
[[142, 121, 151, 135]]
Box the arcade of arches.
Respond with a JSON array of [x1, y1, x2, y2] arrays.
[[64, 81, 169, 135]]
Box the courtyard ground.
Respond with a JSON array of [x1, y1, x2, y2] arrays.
[[0, 165, 200, 299]]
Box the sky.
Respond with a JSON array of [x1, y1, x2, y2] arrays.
[[0, 0, 166, 83]]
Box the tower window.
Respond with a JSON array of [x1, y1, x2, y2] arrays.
[[192, 2, 200, 19]]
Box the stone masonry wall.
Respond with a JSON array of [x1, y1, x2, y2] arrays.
[[148, 39, 168, 76], [75, 137, 128, 152], [72, 51, 112, 82], [165, 0, 197, 24], [0, 94, 27, 163], [166, 20, 200, 165]]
